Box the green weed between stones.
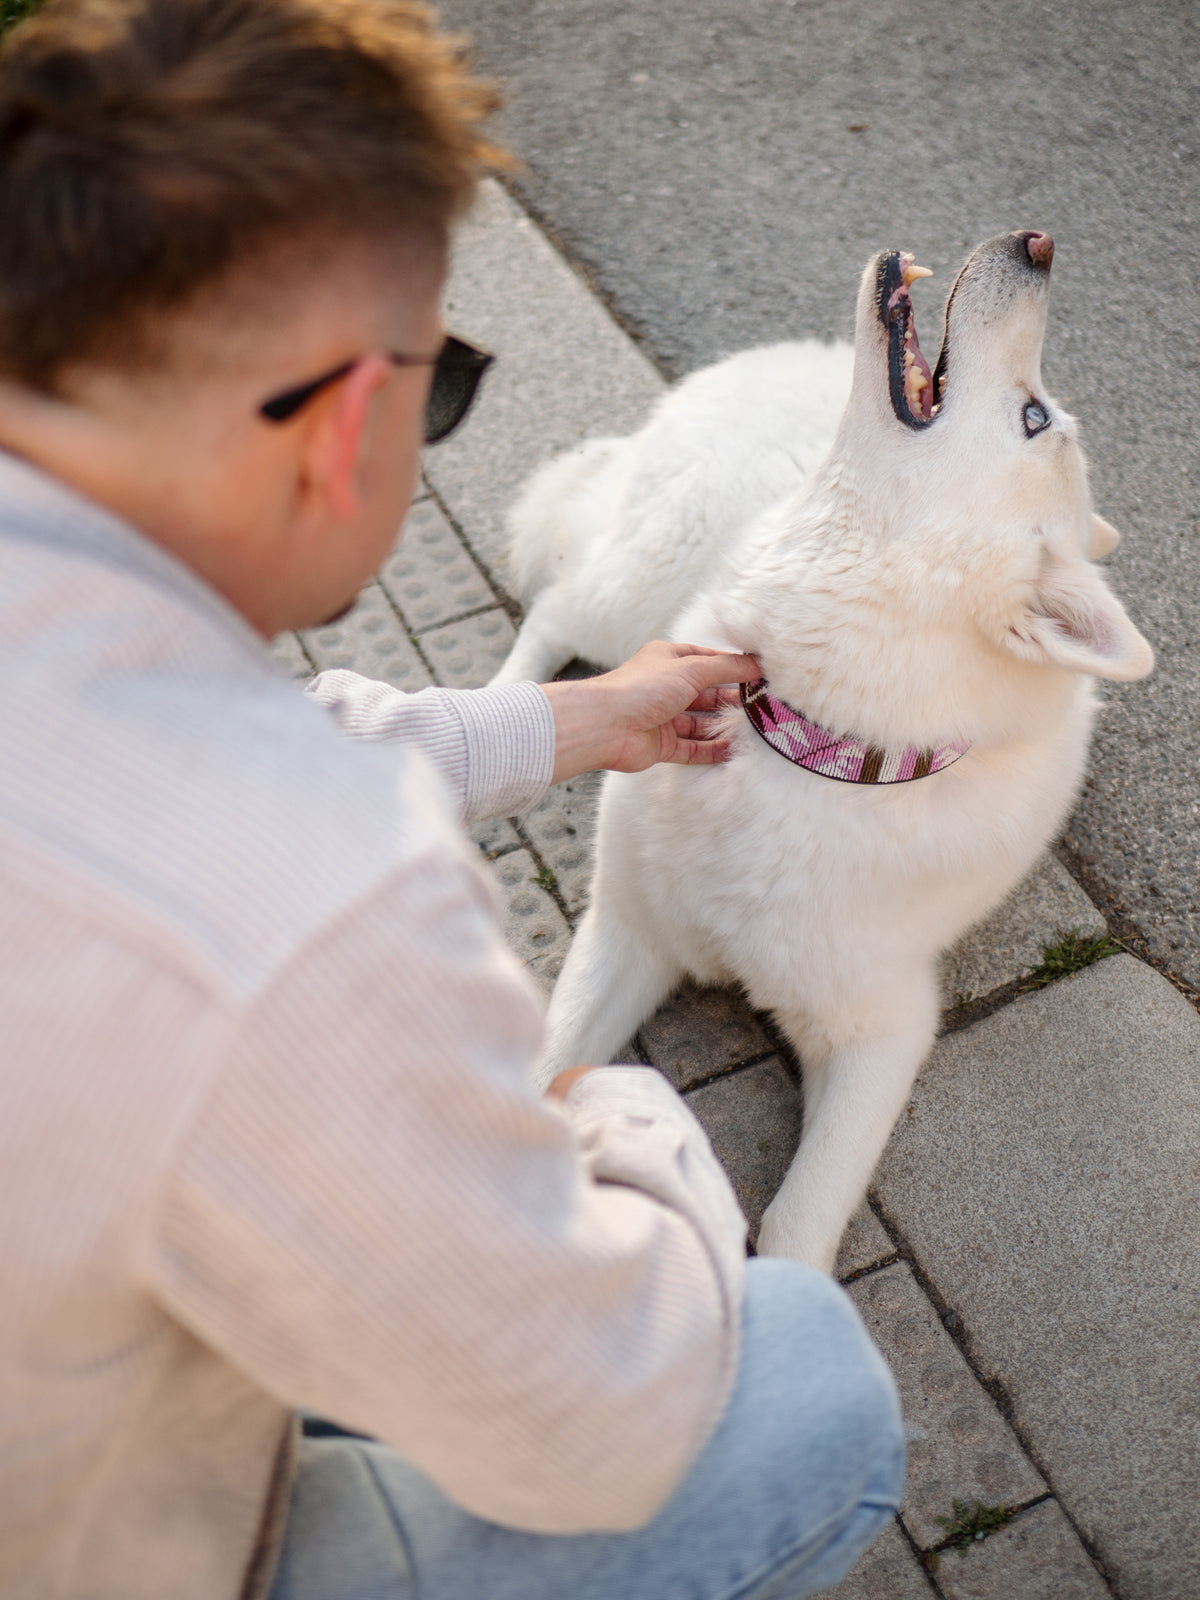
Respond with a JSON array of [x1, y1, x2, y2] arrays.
[[0, 0, 42, 34], [935, 1497, 1015, 1555], [1020, 927, 1124, 991], [530, 865, 557, 893]]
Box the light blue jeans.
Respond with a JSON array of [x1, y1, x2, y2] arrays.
[[270, 1259, 904, 1600]]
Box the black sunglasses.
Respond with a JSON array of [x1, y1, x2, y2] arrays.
[[258, 333, 494, 444]]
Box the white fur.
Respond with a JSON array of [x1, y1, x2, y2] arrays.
[[488, 341, 855, 685], [494, 234, 1153, 1273]]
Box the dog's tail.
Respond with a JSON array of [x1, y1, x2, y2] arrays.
[[503, 436, 624, 601]]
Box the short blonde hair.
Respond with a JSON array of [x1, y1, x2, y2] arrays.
[[0, 0, 504, 390]]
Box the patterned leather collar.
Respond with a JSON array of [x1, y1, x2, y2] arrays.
[[740, 678, 971, 785]]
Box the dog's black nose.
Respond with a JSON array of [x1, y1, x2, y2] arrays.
[[1019, 230, 1054, 269]]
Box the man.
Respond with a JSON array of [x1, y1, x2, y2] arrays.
[[0, 2, 903, 1596]]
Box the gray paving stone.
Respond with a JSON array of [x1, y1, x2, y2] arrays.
[[640, 981, 774, 1090], [825, 1518, 933, 1600], [380, 497, 497, 631], [485, 847, 572, 975], [468, 815, 522, 858], [424, 180, 664, 577], [520, 769, 603, 918], [684, 1057, 802, 1239], [933, 1498, 1108, 1600], [941, 854, 1107, 1007], [300, 582, 432, 691], [837, 1204, 896, 1281], [418, 606, 517, 689], [524, 948, 567, 998], [848, 1265, 1045, 1551], [678, 1053, 890, 1276], [874, 955, 1200, 1599], [269, 630, 312, 681]]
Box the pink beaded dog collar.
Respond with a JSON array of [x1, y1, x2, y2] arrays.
[[740, 679, 971, 785]]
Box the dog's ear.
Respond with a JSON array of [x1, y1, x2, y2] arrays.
[[1088, 513, 1121, 558], [1003, 552, 1154, 681]]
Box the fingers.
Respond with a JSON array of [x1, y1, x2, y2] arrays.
[[684, 683, 745, 714], [671, 644, 760, 688], [668, 735, 734, 765], [672, 709, 722, 739]]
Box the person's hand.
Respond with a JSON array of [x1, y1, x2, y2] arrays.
[[545, 1065, 596, 1101], [541, 641, 759, 785]]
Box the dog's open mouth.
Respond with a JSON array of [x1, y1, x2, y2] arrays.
[[877, 251, 940, 429]]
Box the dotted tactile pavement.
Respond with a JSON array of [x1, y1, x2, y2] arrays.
[[301, 582, 432, 692], [269, 632, 312, 682], [485, 847, 572, 981], [418, 607, 517, 689], [381, 498, 497, 632], [520, 770, 603, 919]]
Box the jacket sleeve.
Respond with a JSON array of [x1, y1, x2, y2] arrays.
[[147, 842, 747, 1535], [305, 669, 554, 825]]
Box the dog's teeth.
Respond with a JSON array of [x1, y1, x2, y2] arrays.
[[902, 262, 933, 286]]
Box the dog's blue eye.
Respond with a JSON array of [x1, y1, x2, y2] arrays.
[[1023, 400, 1050, 436]]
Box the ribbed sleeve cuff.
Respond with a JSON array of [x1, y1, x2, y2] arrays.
[[441, 680, 556, 826], [304, 671, 555, 827]]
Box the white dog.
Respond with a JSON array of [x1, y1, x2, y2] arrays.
[[492, 232, 1153, 1272]]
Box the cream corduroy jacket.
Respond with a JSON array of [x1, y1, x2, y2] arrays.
[[0, 451, 747, 1600]]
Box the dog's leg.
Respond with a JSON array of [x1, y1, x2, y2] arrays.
[[487, 592, 580, 688], [532, 901, 683, 1091], [757, 979, 939, 1273]]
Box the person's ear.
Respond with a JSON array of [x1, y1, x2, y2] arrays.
[[300, 355, 392, 523]]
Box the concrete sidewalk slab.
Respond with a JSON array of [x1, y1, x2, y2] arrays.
[[684, 1057, 802, 1237], [941, 855, 1106, 1008], [828, 1519, 932, 1600], [640, 981, 774, 1090], [875, 955, 1200, 1599], [933, 1498, 1109, 1600], [847, 1264, 1046, 1549], [424, 180, 664, 576]]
